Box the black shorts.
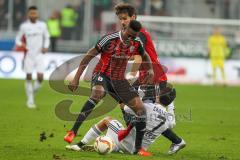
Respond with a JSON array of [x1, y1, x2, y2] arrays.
[[91, 73, 138, 104], [111, 79, 139, 104]]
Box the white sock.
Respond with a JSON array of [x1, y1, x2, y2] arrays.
[[25, 80, 34, 103], [81, 125, 101, 144], [33, 80, 42, 93]]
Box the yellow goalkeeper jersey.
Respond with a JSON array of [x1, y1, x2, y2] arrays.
[[208, 35, 227, 59]]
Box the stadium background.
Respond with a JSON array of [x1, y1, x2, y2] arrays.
[[0, 0, 240, 160], [0, 0, 240, 85]]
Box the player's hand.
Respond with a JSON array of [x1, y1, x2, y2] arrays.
[[21, 43, 26, 49], [17, 43, 26, 49], [41, 48, 48, 54], [126, 72, 138, 85], [68, 79, 79, 92], [130, 71, 138, 77], [143, 69, 154, 84]]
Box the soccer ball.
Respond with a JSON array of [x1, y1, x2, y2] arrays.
[[94, 136, 114, 154]]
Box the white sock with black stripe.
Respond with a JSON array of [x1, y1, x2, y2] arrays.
[[81, 125, 102, 144]]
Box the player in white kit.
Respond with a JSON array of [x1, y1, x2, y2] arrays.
[[16, 6, 50, 108], [66, 86, 186, 156]]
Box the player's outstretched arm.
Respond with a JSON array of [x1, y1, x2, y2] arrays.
[[130, 55, 142, 76], [42, 23, 50, 53], [142, 53, 154, 84], [15, 25, 25, 48], [68, 47, 99, 91], [126, 55, 142, 84]]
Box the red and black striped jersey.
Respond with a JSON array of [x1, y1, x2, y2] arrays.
[[94, 31, 144, 80], [138, 28, 167, 84]]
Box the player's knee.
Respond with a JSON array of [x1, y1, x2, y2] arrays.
[[130, 97, 144, 109], [100, 116, 112, 127], [26, 74, 32, 80], [128, 97, 145, 116], [103, 116, 112, 124], [97, 116, 112, 131], [37, 73, 44, 82], [91, 86, 106, 102], [119, 103, 125, 109]]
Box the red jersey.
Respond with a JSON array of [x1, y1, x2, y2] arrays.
[[93, 57, 102, 75], [95, 31, 144, 80], [138, 28, 167, 84]]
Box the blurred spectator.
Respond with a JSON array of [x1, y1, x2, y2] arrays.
[[0, 0, 8, 29], [222, 0, 230, 19], [229, 0, 240, 19], [13, 0, 26, 29], [127, 0, 145, 14], [150, 0, 167, 16], [93, 0, 116, 32], [47, 11, 61, 52], [74, 0, 85, 40], [60, 4, 78, 40], [93, 0, 106, 31], [205, 0, 216, 15]]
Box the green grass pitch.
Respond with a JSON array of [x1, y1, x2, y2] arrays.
[[0, 79, 240, 160]]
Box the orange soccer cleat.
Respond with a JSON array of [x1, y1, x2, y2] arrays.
[[138, 148, 152, 157], [64, 130, 76, 143]]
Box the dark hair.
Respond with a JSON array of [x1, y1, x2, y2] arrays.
[[159, 87, 176, 106], [28, 6, 38, 11], [129, 20, 142, 32], [114, 3, 136, 17]]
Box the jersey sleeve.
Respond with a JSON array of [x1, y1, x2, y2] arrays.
[[95, 35, 109, 53], [138, 32, 147, 47], [138, 43, 144, 56], [135, 37, 145, 56], [15, 24, 25, 46]]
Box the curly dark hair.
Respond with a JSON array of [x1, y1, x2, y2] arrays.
[[129, 20, 142, 32], [28, 6, 38, 11], [114, 3, 136, 17]]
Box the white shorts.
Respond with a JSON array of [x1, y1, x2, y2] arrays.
[[106, 120, 136, 154], [106, 120, 125, 152], [23, 54, 46, 74]]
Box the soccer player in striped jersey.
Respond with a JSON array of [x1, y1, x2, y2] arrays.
[[65, 3, 178, 153], [113, 3, 179, 152], [65, 20, 154, 155]]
